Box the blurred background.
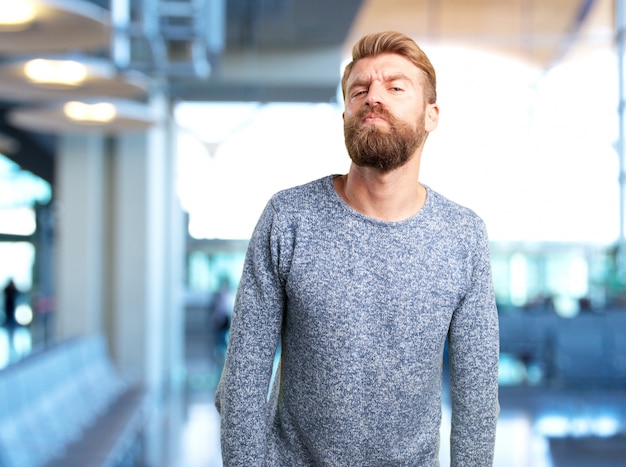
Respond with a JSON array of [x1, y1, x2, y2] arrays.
[[1, 0, 625, 466]]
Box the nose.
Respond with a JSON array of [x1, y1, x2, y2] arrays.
[[364, 81, 384, 106]]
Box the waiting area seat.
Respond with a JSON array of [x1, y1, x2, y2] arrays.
[[0, 333, 149, 467], [499, 310, 626, 388]]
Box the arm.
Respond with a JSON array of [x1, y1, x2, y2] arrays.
[[448, 221, 500, 466], [215, 201, 286, 465]]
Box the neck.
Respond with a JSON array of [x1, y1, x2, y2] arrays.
[[334, 156, 426, 222]]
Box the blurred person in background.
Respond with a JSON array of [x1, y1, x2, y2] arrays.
[[3, 279, 19, 339], [209, 277, 234, 365]]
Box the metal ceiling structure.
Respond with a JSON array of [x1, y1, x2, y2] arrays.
[[0, 0, 616, 186], [108, 0, 363, 101]]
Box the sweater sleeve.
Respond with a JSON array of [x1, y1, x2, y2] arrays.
[[215, 200, 286, 465], [448, 219, 500, 466]]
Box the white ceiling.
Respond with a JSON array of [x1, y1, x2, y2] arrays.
[[346, 0, 615, 69]]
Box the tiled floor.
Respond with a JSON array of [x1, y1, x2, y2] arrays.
[[2, 325, 626, 466]]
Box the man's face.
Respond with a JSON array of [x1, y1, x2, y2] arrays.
[[343, 53, 435, 172]]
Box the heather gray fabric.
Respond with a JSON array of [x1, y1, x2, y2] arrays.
[[216, 175, 499, 466]]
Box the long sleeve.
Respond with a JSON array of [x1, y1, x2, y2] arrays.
[[215, 200, 286, 465], [448, 220, 500, 466]]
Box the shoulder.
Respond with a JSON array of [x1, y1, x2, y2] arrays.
[[427, 187, 484, 224], [252, 175, 338, 242], [424, 187, 488, 240], [268, 175, 337, 216], [272, 175, 333, 202], [250, 176, 338, 275]]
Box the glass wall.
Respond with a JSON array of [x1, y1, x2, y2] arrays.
[[0, 153, 52, 365], [492, 242, 620, 316]]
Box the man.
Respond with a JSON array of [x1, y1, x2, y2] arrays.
[[216, 31, 500, 466], [3, 279, 18, 330]]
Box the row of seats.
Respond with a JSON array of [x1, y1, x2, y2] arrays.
[[0, 333, 149, 467], [499, 311, 626, 386]]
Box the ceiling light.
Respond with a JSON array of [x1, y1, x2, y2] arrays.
[[24, 59, 88, 88], [0, 58, 149, 101], [0, 0, 109, 54], [9, 99, 157, 134], [0, 0, 36, 31], [64, 101, 117, 123]]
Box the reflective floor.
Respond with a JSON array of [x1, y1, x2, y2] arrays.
[[163, 330, 626, 467], [2, 324, 626, 467]]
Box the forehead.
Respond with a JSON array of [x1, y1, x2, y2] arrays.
[[346, 53, 421, 87]]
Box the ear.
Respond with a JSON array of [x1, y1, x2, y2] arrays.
[[424, 103, 439, 133]]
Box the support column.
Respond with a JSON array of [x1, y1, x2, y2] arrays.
[[54, 134, 106, 338], [53, 92, 185, 397], [163, 105, 187, 393], [617, 0, 626, 280], [109, 90, 185, 394]]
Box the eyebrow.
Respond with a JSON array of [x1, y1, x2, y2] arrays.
[[348, 73, 413, 91], [384, 73, 412, 83]]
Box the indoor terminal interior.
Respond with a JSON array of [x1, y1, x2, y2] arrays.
[[1, 0, 626, 466]]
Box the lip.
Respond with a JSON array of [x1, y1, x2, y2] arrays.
[[362, 114, 387, 124]]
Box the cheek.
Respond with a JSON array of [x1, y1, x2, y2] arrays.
[[344, 105, 359, 118], [343, 108, 361, 126]]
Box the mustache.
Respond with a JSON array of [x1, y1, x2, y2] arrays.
[[356, 105, 393, 121]]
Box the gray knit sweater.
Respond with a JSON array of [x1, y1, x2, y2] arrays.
[[215, 175, 500, 466]]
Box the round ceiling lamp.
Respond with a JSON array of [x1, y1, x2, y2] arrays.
[[8, 99, 159, 134], [0, 0, 37, 32], [23, 58, 89, 88], [0, 0, 109, 54], [0, 57, 149, 102]]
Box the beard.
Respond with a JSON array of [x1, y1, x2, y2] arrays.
[[343, 105, 426, 172]]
